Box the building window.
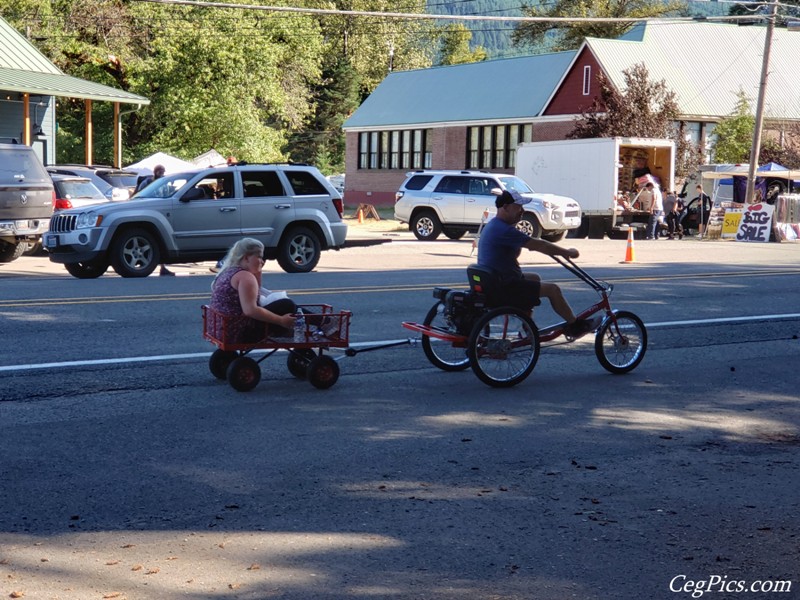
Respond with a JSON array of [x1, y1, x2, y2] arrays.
[[357, 129, 430, 170], [369, 132, 378, 168], [508, 126, 519, 168], [359, 133, 369, 169], [583, 65, 591, 96], [466, 124, 533, 170], [482, 126, 493, 168], [495, 127, 506, 168], [468, 128, 480, 169], [424, 131, 432, 168]]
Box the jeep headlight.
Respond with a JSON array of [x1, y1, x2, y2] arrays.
[[540, 200, 555, 210], [75, 212, 103, 229]]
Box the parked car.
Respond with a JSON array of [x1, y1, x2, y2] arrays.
[[46, 165, 139, 201], [50, 174, 110, 211], [44, 163, 348, 278], [394, 170, 582, 242], [0, 143, 54, 263]]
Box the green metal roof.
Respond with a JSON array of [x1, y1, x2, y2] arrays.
[[343, 52, 576, 130], [0, 17, 149, 105]]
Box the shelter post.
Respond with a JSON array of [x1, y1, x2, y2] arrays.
[[84, 99, 93, 165]]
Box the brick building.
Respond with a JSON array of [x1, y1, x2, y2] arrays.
[[343, 20, 800, 207]]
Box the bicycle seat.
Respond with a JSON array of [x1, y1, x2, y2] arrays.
[[467, 264, 540, 310], [467, 264, 501, 305]]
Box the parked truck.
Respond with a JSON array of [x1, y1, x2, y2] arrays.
[[516, 137, 675, 239]]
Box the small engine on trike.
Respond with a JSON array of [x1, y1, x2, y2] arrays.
[[433, 287, 489, 336]]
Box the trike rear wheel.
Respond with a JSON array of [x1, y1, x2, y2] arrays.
[[467, 308, 540, 388], [594, 310, 647, 374], [421, 302, 470, 371]]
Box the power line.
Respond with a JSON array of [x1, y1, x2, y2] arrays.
[[131, 0, 776, 23]]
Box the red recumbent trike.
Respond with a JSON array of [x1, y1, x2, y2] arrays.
[[403, 257, 647, 388]]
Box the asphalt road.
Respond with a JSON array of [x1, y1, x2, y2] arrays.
[[1, 235, 799, 599]]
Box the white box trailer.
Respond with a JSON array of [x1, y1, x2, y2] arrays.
[[516, 137, 675, 239]]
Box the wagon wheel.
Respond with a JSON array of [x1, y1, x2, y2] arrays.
[[307, 355, 340, 389], [209, 349, 237, 380], [226, 356, 261, 392], [287, 348, 317, 379]]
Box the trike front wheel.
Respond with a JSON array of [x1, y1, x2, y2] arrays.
[[421, 302, 470, 371], [467, 308, 540, 388], [594, 310, 647, 374]]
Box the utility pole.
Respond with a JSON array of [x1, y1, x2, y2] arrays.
[[745, 0, 779, 204]]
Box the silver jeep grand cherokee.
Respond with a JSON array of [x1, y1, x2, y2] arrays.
[[44, 163, 347, 278]]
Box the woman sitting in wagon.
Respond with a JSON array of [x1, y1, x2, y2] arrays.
[[209, 238, 297, 343]]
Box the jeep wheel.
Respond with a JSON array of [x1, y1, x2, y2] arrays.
[[411, 211, 442, 241], [110, 228, 161, 278], [516, 214, 542, 239], [64, 259, 109, 279], [0, 241, 26, 263], [277, 226, 321, 273]]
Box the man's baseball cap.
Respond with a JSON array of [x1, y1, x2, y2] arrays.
[[495, 189, 531, 208]]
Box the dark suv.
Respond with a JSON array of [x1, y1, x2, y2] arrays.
[[45, 163, 347, 278], [46, 165, 139, 201], [0, 143, 54, 262]]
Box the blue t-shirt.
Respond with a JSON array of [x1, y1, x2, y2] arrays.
[[477, 217, 531, 282]]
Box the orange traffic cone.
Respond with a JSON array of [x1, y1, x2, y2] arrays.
[[357, 208, 364, 224], [620, 228, 636, 263]]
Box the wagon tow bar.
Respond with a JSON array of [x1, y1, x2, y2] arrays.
[[343, 338, 418, 357]]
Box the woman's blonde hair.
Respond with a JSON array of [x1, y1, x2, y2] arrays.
[[212, 237, 264, 287]]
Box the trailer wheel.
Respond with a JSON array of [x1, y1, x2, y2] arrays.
[[227, 357, 261, 392], [209, 349, 237, 380], [287, 348, 316, 379], [307, 355, 340, 389]]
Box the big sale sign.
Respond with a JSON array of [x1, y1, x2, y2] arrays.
[[736, 203, 775, 242]]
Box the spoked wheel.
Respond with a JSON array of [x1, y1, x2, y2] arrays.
[[594, 310, 647, 374], [209, 349, 237, 380], [226, 356, 262, 392], [307, 355, 340, 389], [287, 348, 317, 379], [421, 302, 470, 371], [467, 308, 540, 388]]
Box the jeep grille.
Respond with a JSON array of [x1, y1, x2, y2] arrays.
[[50, 213, 77, 233]]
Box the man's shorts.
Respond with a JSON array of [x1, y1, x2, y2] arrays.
[[496, 277, 541, 311]]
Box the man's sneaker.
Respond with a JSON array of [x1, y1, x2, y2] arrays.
[[563, 315, 603, 339]]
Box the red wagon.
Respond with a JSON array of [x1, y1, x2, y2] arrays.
[[202, 304, 352, 392]]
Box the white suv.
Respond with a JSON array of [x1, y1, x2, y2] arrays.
[[394, 170, 581, 242]]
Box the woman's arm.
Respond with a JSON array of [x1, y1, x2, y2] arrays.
[[233, 271, 295, 329]]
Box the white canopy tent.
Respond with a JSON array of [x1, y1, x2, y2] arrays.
[[701, 166, 800, 181], [126, 152, 196, 175], [192, 149, 227, 168]]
